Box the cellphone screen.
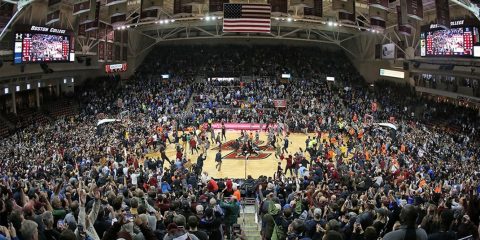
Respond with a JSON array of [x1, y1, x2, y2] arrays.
[[57, 220, 65, 229]]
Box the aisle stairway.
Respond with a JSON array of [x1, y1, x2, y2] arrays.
[[238, 201, 261, 240]]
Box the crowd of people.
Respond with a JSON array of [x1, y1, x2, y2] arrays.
[[0, 44, 479, 240]]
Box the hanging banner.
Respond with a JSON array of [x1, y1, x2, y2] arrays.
[[106, 25, 114, 42], [406, 0, 423, 20], [106, 42, 113, 62], [73, 0, 91, 15], [435, 0, 450, 29], [313, 0, 323, 17], [98, 41, 105, 62], [98, 22, 106, 40]]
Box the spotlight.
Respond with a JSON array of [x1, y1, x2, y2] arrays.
[[328, 21, 333, 26], [333, 22, 338, 26], [205, 16, 211, 21], [211, 16, 216, 20], [275, 17, 279, 20], [171, 19, 175, 22], [287, 17, 292, 22], [160, 20, 164, 24]]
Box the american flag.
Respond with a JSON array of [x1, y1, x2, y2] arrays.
[[223, 3, 271, 33]]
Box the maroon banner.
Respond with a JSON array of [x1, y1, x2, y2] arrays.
[[122, 46, 127, 61], [435, 0, 450, 29], [173, 0, 192, 14], [98, 41, 105, 62], [48, 0, 61, 6], [46, 10, 61, 25], [369, 0, 389, 10], [110, 14, 126, 25], [269, 0, 287, 13], [106, 42, 113, 62], [73, 0, 90, 15], [209, 0, 228, 12], [78, 23, 87, 38], [406, 0, 423, 20], [0, 3, 14, 31], [141, 9, 158, 20], [114, 45, 121, 61], [106, 25, 114, 42], [105, 63, 127, 73]]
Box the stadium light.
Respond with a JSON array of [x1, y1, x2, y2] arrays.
[[171, 19, 176, 22], [160, 20, 165, 24], [328, 21, 333, 26], [287, 17, 292, 22], [205, 16, 211, 21], [275, 17, 280, 20], [333, 22, 338, 27]]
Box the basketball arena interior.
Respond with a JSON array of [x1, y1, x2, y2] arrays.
[[0, 0, 479, 239]]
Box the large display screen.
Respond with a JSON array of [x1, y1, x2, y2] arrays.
[[14, 26, 75, 64], [420, 20, 480, 58]]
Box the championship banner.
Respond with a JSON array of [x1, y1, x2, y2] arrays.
[[106, 25, 114, 42], [0, 3, 14, 31], [268, 0, 288, 13], [273, 99, 287, 108], [115, 45, 121, 61], [209, 0, 227, 12], [332, 0, 354, 14], [396, 5, 412, 35], [85, 0, 100, 31], [369, 0, 389, 10], [105, 0, 127, 7], [77, 23, 87, 38], [106, 42, 113, 62], [173, 0, 192, 14], [370, 18, 386, 30], [46, 9, 61, 25], [73, 0, 90, 15], [98, 41, 105, 62], [369, 7, 387, 21], [435, 0, 450, 29], [406, 0, 423, 20], [109, 2, 127, 25]]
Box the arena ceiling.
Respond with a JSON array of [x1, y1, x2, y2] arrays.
[[0, 0, 478, 62]]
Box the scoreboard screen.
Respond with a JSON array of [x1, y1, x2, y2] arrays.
[[14, 26, 75, 64], [420, 20, 479, 58]]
